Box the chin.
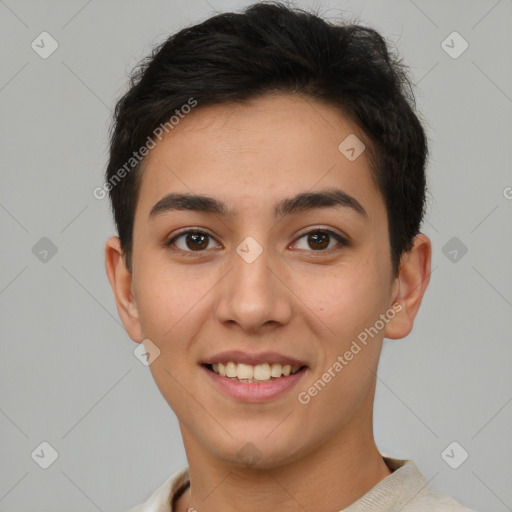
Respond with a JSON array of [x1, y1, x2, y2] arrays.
[[208, 435, 306, 470]]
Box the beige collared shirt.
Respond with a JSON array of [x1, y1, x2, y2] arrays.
[[127, 456, 477, 511]]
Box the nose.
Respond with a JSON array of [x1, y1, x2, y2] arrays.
[[214, 239, 293, 334]]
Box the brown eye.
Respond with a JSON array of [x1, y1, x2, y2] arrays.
[[166, 230, 218, 253], [307, 231, 330, 250], [293, 229, 347, 252], [185, 232, 209, 250]]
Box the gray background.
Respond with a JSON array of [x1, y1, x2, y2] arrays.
[[1, 0, 511, 510]]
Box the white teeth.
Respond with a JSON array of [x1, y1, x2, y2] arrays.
[[253, 363, 270, 381], [225, 362, 237, 378], [208, 361, 303, 381], [270, 363, 282, 377], [236, 363, 254, 380]]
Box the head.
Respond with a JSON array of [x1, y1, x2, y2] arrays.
[[105, 1, 431, 468]]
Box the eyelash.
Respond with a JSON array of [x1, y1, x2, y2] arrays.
[[164, 227, 348, 257]]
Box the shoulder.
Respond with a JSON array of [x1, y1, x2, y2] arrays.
[[404, 489, 476, 512], [378, 456, 478, 512], [124, 467, 190, 512], [403, 485, 478, 511], [125, 506, 143, 512]]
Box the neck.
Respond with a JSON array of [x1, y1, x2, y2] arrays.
[[174, 389, 390, 512]]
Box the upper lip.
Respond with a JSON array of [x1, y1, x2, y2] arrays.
[[201, 350, 308, 367]]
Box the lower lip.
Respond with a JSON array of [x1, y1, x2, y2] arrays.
[[201, 365, 308, 402]]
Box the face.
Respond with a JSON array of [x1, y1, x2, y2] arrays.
[[108, 93, 409, 469]]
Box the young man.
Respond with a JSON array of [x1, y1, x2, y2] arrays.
[[104, 2, 476, 511]]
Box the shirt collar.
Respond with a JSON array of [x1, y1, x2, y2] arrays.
[[140, 456, 427, 511]]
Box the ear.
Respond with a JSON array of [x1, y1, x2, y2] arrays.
[[384, 233, 432, 340], [104, 236, 143, 343]]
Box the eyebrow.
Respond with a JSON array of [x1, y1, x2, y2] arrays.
[[148, 187, 368, 221]]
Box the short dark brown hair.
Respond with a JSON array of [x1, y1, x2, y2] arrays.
[[105, 1, 428, 276]]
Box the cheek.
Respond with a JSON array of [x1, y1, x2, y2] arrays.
[[134, 261, 198, 336], [137, 271, 201, 412], [302, 259, 388, 341]]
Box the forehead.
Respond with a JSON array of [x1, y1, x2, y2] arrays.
[[136, 93, 383, 222]]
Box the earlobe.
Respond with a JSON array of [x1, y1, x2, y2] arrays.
[[104, 236, 143, 342], [384, 233, 432, 340]]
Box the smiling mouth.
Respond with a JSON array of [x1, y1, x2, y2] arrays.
[[202, 363, 308, 383]]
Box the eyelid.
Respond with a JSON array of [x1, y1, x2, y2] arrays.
[[293, 225, 349, 244], [165, 226, 349, 254], [168, 226, 216, 240], [290, 227, 348, 253], [165, 227, 220, 252]]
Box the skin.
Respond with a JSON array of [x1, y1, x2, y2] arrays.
[[105, 93, 431, 512]]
